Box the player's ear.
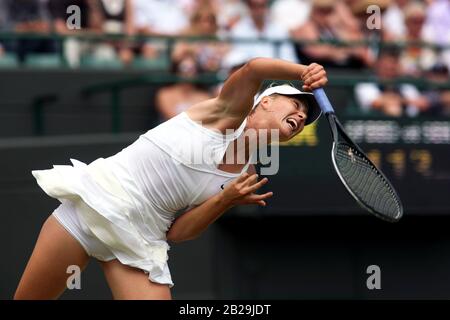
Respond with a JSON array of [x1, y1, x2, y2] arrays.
[[260, 96, 272, 111]]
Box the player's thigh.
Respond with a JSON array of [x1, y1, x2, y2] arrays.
[[14, 214, 90, 300], [100, 259, 171, 300]]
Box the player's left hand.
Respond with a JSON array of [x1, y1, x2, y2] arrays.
[[220, 173, 273, 207]]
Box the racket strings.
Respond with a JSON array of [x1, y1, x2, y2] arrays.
[[334, 143, 401, 220]]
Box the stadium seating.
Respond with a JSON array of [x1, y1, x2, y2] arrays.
[[0, 53, 19, 68], [24, 53, 64, 69], [80, 55, 124, 69]]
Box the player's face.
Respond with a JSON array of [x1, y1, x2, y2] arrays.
[[259, 94, 308, 142]]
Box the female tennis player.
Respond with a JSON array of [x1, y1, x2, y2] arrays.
[[14, 57, 327, 300]]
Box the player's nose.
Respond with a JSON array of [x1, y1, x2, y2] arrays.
[[298, 110, 307, 122]]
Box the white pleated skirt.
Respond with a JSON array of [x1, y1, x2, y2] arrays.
[[32, 158, 174, 287]]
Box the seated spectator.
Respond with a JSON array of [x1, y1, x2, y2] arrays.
[[423, 0, 450, 47], [3, 0, 59, 63], [422, 0, 450, 72], [49, 0, 135, 67], [383, 0, 409, 39], [335, 0, 376, 68], [292, 0, 372, 68], [224, 0, 298, 63], [155, 50, 213, 120], [49, 0, 133, 67], [89, 0, 135, 65], [180, 0, 247, 33], [334, 0, 363, 37], [350, 0, 396, 59], [441, 90, 450, 117], [270, 0, 312, 34], [214, 0, 248, 33], [423, 63, 450, 117], [48, 0, 97, 67], [174, 4, 230, 73], [399, 1, 437, 77], [134, 0, 189, 35], [49, 0, 94, 34], [133, 0, 189, 60], [354, 48, 430, 117]]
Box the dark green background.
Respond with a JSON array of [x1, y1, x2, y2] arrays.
[[1, 69, 450, 299]]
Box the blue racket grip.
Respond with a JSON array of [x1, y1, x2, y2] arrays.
[[313, 88, 335, 114]]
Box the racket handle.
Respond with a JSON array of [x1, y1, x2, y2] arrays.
[[313, 88, 335, 114]]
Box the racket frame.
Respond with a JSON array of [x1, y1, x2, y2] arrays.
[[313, 88, 404, 221], [326, 112, 403, 222]]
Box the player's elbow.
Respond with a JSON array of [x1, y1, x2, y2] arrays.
[[246, 57, 267, 67], [166, 230, 182, 243], [166, 229, 196, 244], [245, 58, 265, 76], [167, 235, 194, 244]]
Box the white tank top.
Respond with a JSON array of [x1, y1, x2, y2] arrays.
[[106, 111, 254, 241], [32, 111, 254, 285]]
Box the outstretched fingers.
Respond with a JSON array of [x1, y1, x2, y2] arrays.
[[242, 177, 268, 194], [246, 192, 274, 206], [223, 173, 274, 207], [236, 172, 251, 183], [241, 173, 260, 187]]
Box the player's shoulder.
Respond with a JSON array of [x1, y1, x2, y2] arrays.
[[186, 97, 245, 133]]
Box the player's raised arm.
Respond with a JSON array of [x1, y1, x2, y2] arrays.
[[217, 58, 328, 126]]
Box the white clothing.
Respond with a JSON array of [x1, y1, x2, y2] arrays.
[[133, 0, 188, 35], [270, 0, 311, 31], [355, 82, 423, 117], [53, 199, 116, 262], [224, 16, 298, 63], [32, 112, 254, 286], [383, 4, 406, 38]]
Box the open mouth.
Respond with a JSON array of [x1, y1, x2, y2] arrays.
[[286, 118, 298, 131]]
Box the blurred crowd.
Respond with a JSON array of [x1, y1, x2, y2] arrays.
[[0, 0, 449, 119]]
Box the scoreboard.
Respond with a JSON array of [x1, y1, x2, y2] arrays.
[[255, 116, 450, 215]]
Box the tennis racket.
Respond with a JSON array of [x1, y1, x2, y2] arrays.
[[313, 88, 403, 222]]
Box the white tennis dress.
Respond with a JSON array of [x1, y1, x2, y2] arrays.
[[32, 112, 253, 287]]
